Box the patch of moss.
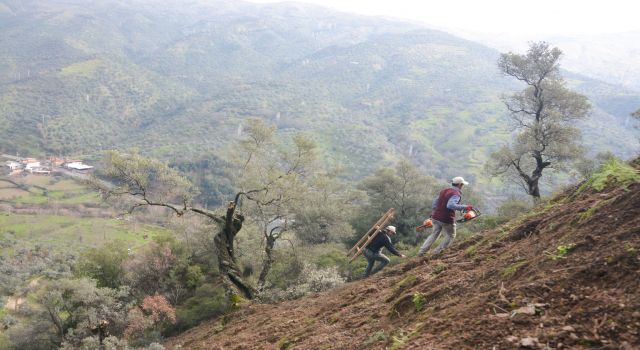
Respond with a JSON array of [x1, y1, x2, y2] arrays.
[[395, 274, 417, 290], [577, 199, 612, 223], [465, 237, 489, 257], [544, 243, 576, 261], [412, 292, 426, 312], [277, 336, 294, 350], [433, 263, 447, 275], [389, 333, 408, 350], [388, 324, 423, 350], [364, 330, 387, 345], [502, 260, 527, 278]]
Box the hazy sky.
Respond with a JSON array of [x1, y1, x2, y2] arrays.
[[247, 0, 640, 35]]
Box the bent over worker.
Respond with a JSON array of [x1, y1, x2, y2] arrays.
[[363, 225, 406, 277], [417, 177, 473, 257]]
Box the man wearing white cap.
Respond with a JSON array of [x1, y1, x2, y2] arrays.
[[417, 177, 473, 257], [363, 225, 406, 277]]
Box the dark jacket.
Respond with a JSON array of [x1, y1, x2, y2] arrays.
[[365, 231, 401, 256]]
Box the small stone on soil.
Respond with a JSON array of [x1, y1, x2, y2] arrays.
[[520, 337, 539, 348], [506, 335, 518, 343]]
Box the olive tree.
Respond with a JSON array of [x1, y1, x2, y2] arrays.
[[234, 120, 318, 290], [487, 42, 591, 199], [96, 119, 321, 299], [98, 149, 259, 299], [36, 278, 131, 348], [291, 170, 359, 245]]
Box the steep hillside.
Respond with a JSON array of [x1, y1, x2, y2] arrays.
[[1, 0, 638, 191], [165, 159, 640, 349]]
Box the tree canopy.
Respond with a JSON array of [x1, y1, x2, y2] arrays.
[[487, 42, 591, 199]]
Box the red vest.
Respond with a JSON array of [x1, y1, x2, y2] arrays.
[[432, 187, 461, 224]]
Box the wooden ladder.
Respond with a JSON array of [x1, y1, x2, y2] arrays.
[[347, 208, 395, 263]]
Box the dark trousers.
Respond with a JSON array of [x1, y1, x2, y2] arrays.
[[363, 248, 390, 277]]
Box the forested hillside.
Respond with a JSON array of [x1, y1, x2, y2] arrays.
[[1, 1, 640, 349], [1, 0, 639, 200]]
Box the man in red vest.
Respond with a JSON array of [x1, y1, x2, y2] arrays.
[[417, 176, 473, 257]]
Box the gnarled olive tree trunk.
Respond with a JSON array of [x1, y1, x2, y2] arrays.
[[212, 201, 256, 300]]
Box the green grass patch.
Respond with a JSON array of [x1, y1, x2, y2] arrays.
[[57, 191, 101, 204], [11, 192, 48, 204], [60, 59, 102, 76], [578, 158, 640, 193], [545, 243, 576, 261], [48, 179, 86, 191], [5, 175, 100, 205], [0, 213, 167, 254], [464, 240, 483, 257], [578, 198, 614, 223]]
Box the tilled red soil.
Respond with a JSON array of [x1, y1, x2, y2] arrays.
[[166, 175, 640, 349]]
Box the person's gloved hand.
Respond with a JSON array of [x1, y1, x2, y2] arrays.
[[465, 205, 473, 212]]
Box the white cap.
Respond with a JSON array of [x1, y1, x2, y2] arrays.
[[386, 225, 396, 233], [452, 176, 469, 185]]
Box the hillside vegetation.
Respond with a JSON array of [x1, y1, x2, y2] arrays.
[[1, 0, 638, 200], [1, 1, 639, 348], [0, 173, 172, 347], [165, 159, 640, 349]]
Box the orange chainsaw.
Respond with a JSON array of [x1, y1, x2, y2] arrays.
[[415, 208, 481, 231], [415, 218, 433, 232], [457, 208, 481, 223]]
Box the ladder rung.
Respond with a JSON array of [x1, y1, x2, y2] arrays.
[[347, 208, 395, 260]]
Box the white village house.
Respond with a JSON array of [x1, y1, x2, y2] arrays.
[[5, 161, 21, 170], [23, 158, 40, 170], [64, 161, 94, 172]]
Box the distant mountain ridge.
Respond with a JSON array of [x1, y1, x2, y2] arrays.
[[1, 0, 638, 198], [457, 30, 640, 93]]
